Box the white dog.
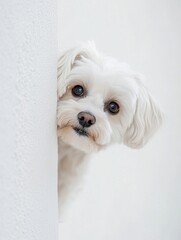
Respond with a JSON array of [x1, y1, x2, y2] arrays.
[[57, 42, 162, 214]]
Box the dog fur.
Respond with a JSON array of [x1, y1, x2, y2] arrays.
[[57, 42, 162, 214]]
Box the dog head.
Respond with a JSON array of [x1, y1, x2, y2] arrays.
[[57, 42, 162, 153]]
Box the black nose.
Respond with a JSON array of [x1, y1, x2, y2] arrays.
[[77, 111, 96, 128]]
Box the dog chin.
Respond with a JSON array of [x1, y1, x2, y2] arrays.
[[58, 126, 100, 153]]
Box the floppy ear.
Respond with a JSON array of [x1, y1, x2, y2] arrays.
[[123, 79, 163, 148], [57, 42, 99, 98]]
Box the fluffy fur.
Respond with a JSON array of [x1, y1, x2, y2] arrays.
[[57, 42, 162, 214]]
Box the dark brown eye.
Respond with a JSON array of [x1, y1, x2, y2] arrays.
[[72, 85, 84, 97], [108, 102, 119, 114]]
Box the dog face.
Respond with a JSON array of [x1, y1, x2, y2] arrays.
[[57, 42, 162, 153]]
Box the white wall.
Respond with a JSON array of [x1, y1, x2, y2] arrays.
[[58, 0, 181, 239], [0, 1, 58, 239]]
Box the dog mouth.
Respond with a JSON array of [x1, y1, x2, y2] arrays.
[[73, 127, 88, 137]]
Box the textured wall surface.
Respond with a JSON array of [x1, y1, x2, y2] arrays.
[[0, 1, 58, 239]]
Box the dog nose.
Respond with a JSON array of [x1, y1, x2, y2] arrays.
[[77, 111, 96, 128]]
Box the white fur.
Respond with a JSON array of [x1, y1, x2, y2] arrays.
[[57, 42, 163, 215]]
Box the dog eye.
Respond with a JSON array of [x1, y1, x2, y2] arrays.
[[72, 85, 84, 97], [107, 102, 119, 114]]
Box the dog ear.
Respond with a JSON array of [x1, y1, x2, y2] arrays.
[[57, 42, 99, 98], [123, 76, 163, 148]]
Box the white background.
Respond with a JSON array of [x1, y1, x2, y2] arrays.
[[58, 0, 181, 239]]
